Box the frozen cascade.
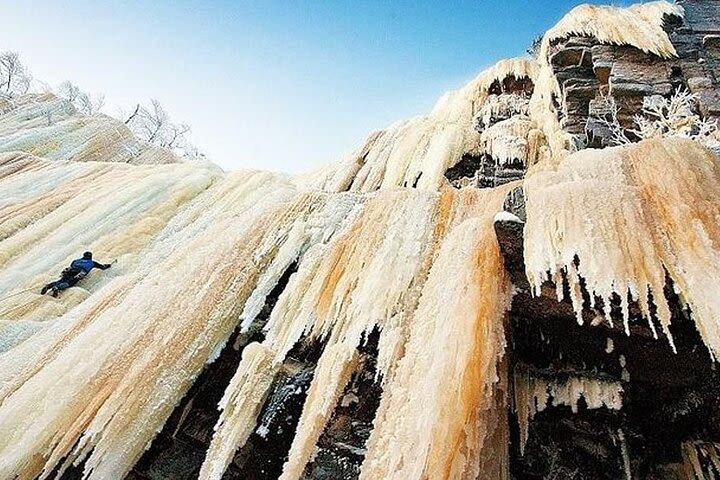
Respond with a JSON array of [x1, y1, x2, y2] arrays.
[[524, 139, 720, 357], [0, 1, 719, 479]]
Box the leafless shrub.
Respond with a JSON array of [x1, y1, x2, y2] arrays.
[[57, 81, 105, 115], [591, 87, 719, 151], [0, 51, 32, 99], [124, 99, 201, 158]]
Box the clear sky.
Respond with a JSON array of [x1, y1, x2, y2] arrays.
[[3, 0, 631, 173]]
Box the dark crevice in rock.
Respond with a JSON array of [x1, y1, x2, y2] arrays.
[[445, 153, 525, 189], [224, 358, 316, 479], [510, 405, 626, 480], [496, 211, 720, 479], [124, 262, 299, 480], [410, 172, 423, 188], [445, 154, 483, 185], [301, 329, 382, 480], [489, 75, 535, 96]]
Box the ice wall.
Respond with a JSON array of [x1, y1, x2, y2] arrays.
[[0, 152, 302, 478], [200, 185, 515, 480], [0, 144, 516, 479], [1, 1, 719, 479]]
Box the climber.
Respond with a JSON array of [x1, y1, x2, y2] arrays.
[[41, 251, 112, 297]]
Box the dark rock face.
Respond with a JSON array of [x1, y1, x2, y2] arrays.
[[497, 214, 720, 480], [679, 0, 720, 117], [445, 153, 525, 189], [225, 361, 315, 479], [547, 1, 720, 149]]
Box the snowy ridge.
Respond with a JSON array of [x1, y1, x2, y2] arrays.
[[0, 94, 182, 165]]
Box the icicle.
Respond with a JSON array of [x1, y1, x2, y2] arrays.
[[480, 116, 532, 166], [477, 94, 531, 130], [679, 441, 720, 480], [197, 186, 516, 480], [683, 442, 705, 479], [514, 369, 624, 457], [524, 138, 720, 357], [618, 429, 632, 480], [513, 368, 547, 456]]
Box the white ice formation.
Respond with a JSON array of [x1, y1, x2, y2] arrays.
[[1, 2, 719, 480]]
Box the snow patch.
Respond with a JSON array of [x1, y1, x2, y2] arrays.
[[493, 210, 523, 223]]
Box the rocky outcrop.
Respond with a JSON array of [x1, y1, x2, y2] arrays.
[[548, 0, 720, 148]]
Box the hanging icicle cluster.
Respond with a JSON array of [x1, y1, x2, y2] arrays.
[[524, 138, 720, 357], [513, 367, 623, 454]]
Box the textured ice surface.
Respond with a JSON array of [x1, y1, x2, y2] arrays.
[[0, 94, 183, 165], [0, 3, 717, 479], [524, 139, 720, 357]]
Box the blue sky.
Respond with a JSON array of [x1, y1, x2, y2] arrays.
[[3, 0, 631, 173]]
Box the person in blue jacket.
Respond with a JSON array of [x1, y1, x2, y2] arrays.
[[41, 251, 112, 297]]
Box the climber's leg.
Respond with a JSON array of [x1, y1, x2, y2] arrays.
[[51, 281, 71, 297], [41, 280, 60, 295]]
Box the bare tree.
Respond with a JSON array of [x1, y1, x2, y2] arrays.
[[589, 95, 634, 146], [180, 142, 207, 162], [526, 34, 543, 59], [76, 92, 105, 115], [126, 99, 194, 151], [57, 81, 81, 103], [0, 49, 203, 159], [57, 81, 105, 115], [0, 51, 32, 98], [124, 104, 141, 125]]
